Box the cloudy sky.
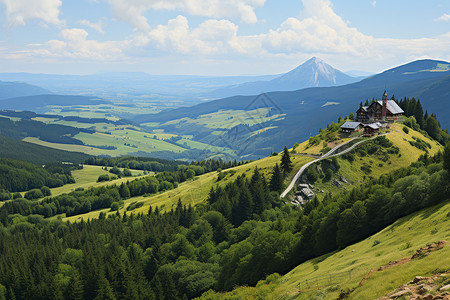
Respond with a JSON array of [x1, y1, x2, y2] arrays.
[[0, 0, 449, 75]]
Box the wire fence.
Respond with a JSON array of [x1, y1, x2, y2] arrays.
[[297, 270, 353, 292]]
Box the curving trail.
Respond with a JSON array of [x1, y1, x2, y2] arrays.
[[280, 134, 386, 198]]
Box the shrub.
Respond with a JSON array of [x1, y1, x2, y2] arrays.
[[40, 186, 51, 197], [97, 174, 110, 182], [403, 126, 409, 134], [110, 202, 120, 211], [24, 189, 44, 200]]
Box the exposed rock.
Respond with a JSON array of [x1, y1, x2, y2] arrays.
[[389, 289, 410, 298], [412, 276, 427, 284], [333, 178, 342, 188], [439, 284, 450, 291]]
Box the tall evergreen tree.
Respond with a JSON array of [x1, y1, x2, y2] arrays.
[[269, 163, 283, 193], [280, 146, 293, 175], [444, 142, 450, 177], [250, 167, 269, 215], [119, 183, 130, 199], [415, 99, 425, 128]]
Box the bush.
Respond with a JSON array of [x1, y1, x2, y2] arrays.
[[123, 169, 132, 177], [24, 189, 44, 200], [40, 186, 51, 197], [110, 202, 120, 211], [403, 126, 409, 134], [97, 174, 110, 182]]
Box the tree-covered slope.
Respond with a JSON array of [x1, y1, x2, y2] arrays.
[[0, 134, 89, 164], [198, 197, 450, 299]]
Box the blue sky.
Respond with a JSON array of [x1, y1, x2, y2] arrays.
[[0, 0, 449, 75]]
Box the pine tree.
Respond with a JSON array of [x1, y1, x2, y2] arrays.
[[269, 163, 283, 193], [68, 270, 84, 300], [348, 112, 355, 121], [119, 183, 130, 199], [280, 146, 293, 175], [235, 185, 253, 225], [250, 167, 268, 215], [444, 142, 450, 177], [415, 99, 425, 128]]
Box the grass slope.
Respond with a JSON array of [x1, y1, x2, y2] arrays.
[[198, 200, 450, 299], [294, 123, 442, 198], [62, 123, 442, 223], [64, 154, 315, 222], [0, 134, 89, 164]]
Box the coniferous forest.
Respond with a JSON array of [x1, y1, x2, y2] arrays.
[[0, 145, 449, 299]]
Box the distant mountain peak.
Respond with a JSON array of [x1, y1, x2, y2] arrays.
[[209, 57, 360, 97]]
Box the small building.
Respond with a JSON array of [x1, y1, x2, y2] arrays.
[[356, 91, 404, 123], [296, 184, 315, 201], [340, 121, 362, 133], [363, 123, 380, 136]]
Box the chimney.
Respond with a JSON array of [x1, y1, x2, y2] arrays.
[[382, 90, 387, 120]]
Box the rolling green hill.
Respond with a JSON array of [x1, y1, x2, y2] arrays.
[[0, 134, 89, 164]]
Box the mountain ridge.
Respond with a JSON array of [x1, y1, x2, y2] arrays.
[[209, 57, 360, 97]]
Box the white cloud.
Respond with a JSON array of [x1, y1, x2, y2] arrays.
[[434, 14, 450, 22], [78, 19, 105, 34], [370, 0, 376, 7], [26, 28, 126, 60], [133, 15, 243, 54], [257, 0, 373, 56], [106, 0, 265, 32], [0, 0, 62, 26]]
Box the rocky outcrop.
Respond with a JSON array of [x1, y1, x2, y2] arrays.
[[377, 271, 450, 299]]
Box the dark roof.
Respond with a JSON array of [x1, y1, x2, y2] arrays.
[[341, 121, 361, 130], [376, 100, 404, 114]]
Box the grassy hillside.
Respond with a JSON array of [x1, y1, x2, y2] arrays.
[[0, 134, 89, 164], [198, 199, 450, 299], [295, 122, 442, 197], [48, 165, 146, 197], [62, 122, 442, 223], [63, 154, 315, 222]]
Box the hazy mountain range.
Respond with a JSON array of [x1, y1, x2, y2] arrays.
[[0, 57, 361, 103], [134, 59, 450, 158]]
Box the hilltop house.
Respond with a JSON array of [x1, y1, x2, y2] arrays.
[[357, 91, 404, 123], [363, 122, 382, 136], [340, 121, 362, 133]]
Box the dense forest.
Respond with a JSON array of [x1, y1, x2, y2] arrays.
[[0, 158, 77, 195], [85, 157, 248, 173], [397, 97, 449, 145], [85, 156, 187, 172], [0, 143, 448, 299]]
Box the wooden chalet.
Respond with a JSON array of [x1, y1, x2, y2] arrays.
[[356, 91, 404, 123], [363, 122, 381, 137], [340, 121, 362, 133]]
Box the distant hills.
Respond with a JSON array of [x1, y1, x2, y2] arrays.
[[0, 94, 110, 111], [0, 81, 50, 100], [134, 59, 450, 159], [0, 72, 279, 103], [209, 57, 361, 98]]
